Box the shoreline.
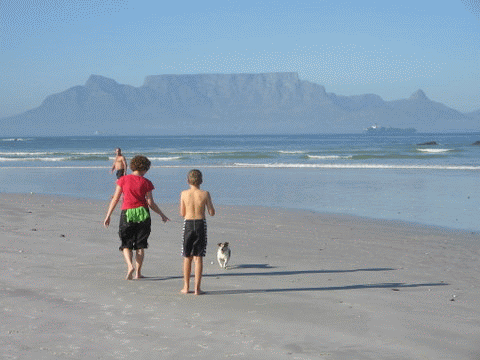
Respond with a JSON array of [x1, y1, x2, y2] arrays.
[[1, 193, 479, 359], [1, 165, 479, 233], [1, 188, 479, 235], [1, 132, 480, 234]]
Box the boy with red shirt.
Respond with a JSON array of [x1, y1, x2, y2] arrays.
[[104, 155, 169, 280]]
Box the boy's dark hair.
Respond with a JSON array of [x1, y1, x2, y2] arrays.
[[188, 169, 203, 186], [130, 155, 151, 172]]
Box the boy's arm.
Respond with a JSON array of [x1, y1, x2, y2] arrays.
[[146, 191, 169, 222], [206, 191, 215, 216], [104, 185, 122, 227], [179, 191, 187, 218]]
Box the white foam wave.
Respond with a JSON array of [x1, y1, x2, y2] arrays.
[[0, 138, 31, 142], [307, 155, 352, 160], [170, 151, 228, 155], [232, 163, 480, 170], [1, 163, 479, 171], [0, 156, 69, 162], [0, 151, 108, 157], [149, 156, 182, 161], [76, 151, 109, 155], [38, 157, 69, 162], [417, 148, 452, 153], [0, 151, 52, 156], [278, 150, 305, 154]]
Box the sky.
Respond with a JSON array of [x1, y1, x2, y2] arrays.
[[1, 0, 479, 118]]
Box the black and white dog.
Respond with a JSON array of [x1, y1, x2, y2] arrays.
[[216, 242, 231, 269]]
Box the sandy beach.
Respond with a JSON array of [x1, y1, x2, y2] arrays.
[[1, 193, 479, 359]]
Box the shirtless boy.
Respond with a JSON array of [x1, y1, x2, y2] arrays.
[[111, 148, 127, 179], [180, 169, 215, 295]]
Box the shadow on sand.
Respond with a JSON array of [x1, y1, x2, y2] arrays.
[[203, 282, 448, 296], [204, 264, 397, 278], [141, 264, 397, 281], [140, 263, 447, 294]]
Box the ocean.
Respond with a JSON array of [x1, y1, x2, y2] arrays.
[[1, 133, 479, 231]]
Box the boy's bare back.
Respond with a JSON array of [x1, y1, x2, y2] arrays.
[[180, 187, 215, 220]]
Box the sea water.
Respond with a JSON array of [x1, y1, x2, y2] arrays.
[[1, 133, 479, 231]]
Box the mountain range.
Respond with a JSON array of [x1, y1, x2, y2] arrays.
[[1, 72, 479, 135]]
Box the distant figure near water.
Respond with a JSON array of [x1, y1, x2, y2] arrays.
[[111, 148, 127, 179]]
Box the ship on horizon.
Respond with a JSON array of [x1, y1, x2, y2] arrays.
[[364, 124, 417, 134]]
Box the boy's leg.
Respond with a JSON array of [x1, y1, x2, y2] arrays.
[[135, 249, 145, 279], [122, 248, 135, 280], [193, 256, 204, 295], [181, 257, 193, 294]]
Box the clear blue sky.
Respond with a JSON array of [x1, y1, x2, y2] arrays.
[[1, 0, 479, 118]]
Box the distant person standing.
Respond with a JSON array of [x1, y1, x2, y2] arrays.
[[111, 148, 127, 179]]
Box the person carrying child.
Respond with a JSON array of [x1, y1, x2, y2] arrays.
[[104, 155, 169, 280], [180, 169, 215, 295]]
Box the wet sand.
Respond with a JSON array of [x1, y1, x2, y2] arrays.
[[1, 193, 479, 359]]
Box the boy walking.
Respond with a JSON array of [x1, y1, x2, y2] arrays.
[[180, 169, 215, 295], [104, 155, 169, 280]]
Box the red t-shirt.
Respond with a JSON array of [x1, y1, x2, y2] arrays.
[[117, 174, 155, 210]]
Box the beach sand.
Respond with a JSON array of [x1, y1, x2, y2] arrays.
[[1, 193, 479, 359]]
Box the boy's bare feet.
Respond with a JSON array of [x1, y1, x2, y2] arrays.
[[126, 267, 135, 280], [180, 288, 191, 294], [134, 275, 146, 280], [195, 290, 205, 295]]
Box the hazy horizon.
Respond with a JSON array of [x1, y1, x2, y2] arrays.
[[1, 0, 479, 120]]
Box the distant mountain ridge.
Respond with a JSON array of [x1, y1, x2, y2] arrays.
[[1, 72, 479, 135]]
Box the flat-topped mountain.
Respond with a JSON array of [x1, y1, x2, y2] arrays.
[[1, 73, 478, 135]]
